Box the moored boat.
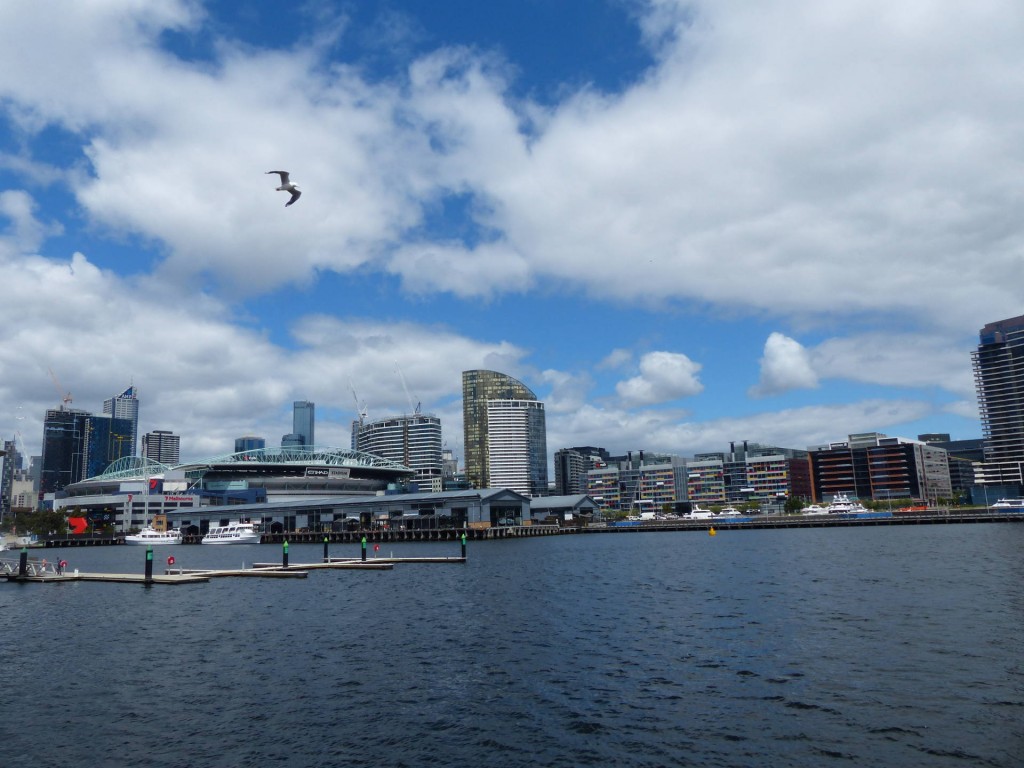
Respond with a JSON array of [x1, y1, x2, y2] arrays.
[[827, 492, 869, 515], [125, 527, 182, 546], [686, 506, 715, 520], [202, 521, 262, 545], [801, 504, 828, 515], [992, 498, 1024, 509]]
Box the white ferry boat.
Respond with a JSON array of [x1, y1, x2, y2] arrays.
[[125, 527, 182, 546], [202, 521, 262, 545], [686, 506, 715, 520], [717, 506, 743, 517], [992, 498, 1024, 509]]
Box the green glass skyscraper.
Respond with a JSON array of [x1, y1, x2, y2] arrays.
[[462, 370, 547, 496]]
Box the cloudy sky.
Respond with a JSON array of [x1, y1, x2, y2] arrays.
[[1, 0, 1019, 468]]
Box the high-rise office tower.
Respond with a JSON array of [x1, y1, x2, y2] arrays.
[[1, 439, 18, 521], [103, 385, 139, 456], [235, 435, 266, 453], [40, 408, 88, 494], [462, 370, 548, 496], [41, 409, 132, 493], [352, 413, 443, 488], [972, 314, 1024, 486], [292, 400, 315, 448], [142, 430, 181, 465]]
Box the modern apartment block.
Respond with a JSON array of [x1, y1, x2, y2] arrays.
[[972, 314, 1024, 489], [587, 451, 687, 514], [352, 413, 443, 490], [486, 400, 548, 497], [553, 446, 612, 495], [682, 442, 810, 509], [808, 433, 952, 505], [142, 430, 181, 465], [103, 385, 139, 457], [462, 370, 548, 496], [685, 458, 727, 506]]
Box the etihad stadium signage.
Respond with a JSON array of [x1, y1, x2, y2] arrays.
[[305, 467, 350, 479]]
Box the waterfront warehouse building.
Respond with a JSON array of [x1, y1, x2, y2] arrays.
[[972, 314, 1024, 491], [462, 370, 548, 497], [352, 413, 444, 491]]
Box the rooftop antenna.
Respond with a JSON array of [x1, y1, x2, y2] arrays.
[[395, 362, 421, 415]]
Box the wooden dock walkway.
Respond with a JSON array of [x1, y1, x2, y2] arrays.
[[2, 570, 210, 584], [1, 551, 465, 586]]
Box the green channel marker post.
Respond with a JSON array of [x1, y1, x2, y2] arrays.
[[461, 532, 467, 560], [361, 535, 367, 562], [283, 540, 289, 568], [145, 545, 154, 582], [19, 547, 27, 577], [323, 536, 329, 563]]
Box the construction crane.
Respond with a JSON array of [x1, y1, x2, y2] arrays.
[[395, 362, 421, 415], [349, 380, 368, 426], [47, 368, 73, 409]]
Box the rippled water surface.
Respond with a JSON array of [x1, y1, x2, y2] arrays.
[[3, 525, 1023, 767]]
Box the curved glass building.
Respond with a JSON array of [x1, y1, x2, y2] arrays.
[[462, 370, 548, 497]]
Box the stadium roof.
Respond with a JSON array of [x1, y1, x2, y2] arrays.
[[91, 446, 412, 482]]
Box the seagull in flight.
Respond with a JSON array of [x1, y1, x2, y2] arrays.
[[266, 170, 301, 207]]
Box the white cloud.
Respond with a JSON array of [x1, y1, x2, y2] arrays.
[[0, 1, 994, 470], [598, 348, 633, 370], [0, 221, 528, 461], [548, 398, 935, 459], [750, 332, 819, 397], [616, 350, 703, 406], [0, 0, 1021, 335], [810, 333, 976, 397]]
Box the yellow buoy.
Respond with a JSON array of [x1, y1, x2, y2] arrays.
[[709, 526, 716, 536]]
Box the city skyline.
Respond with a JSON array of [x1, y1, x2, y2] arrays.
[[3, 2, 1021, 467]]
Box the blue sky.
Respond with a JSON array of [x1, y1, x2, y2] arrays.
[[2, 0, 1020, 466]]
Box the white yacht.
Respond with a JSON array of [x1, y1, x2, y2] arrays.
[[202, 521, 262, 545], [992, 498, 1024, 509], [827, 493, 869, 515], [125, 527, 182, 546], [801, 504, 829, 516], [718, 506, 743, 517]]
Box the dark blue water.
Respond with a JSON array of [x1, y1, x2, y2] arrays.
[[3, 525, 1023, 767]]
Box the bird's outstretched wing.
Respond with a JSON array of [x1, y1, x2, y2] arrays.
[[266, 170, 290, 184], [286, 189, 302, 207]]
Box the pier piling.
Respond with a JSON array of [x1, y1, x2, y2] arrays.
[[323, 537, 329, 563], [144, 546, 154, 583], [361, 535, 367, 562], [19, 548, 27, 577], [283, 540, 289, 568]]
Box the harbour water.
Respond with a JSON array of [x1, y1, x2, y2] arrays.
[[3, 524, 1023, 767]]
